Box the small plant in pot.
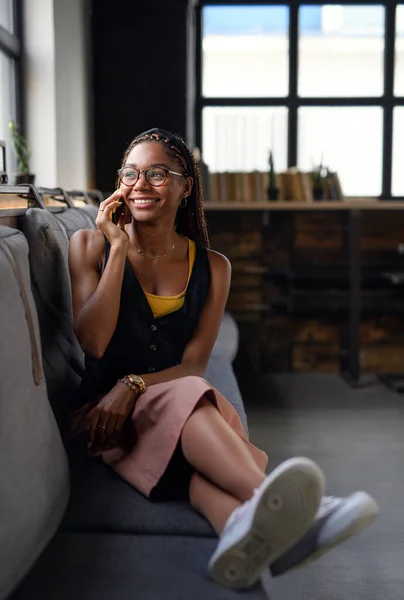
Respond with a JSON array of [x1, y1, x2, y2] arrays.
[[312, 158, 326, 201], [8, 119, 35, 185], [267, 150, 279, 201]]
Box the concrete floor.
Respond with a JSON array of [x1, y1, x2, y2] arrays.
[[238, 373, 404, 600]]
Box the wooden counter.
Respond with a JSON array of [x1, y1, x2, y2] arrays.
[[204, 200, 404, 211]]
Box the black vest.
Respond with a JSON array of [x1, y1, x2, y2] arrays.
[[72, 239, 211, 409]]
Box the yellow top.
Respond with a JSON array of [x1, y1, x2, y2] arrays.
[[144, 238, 196, 318]]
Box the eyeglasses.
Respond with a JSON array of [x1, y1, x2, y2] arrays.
[[118, 166, 185, 188]]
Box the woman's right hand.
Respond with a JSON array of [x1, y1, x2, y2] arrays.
[[86, 380, 139, 452], [95, 189, 130, 247]]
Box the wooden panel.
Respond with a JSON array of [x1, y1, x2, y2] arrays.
[[294, 320, 340, 343], [231, 259, 265, 280], [204, 200, 404, 211], [360, 318, 404, 343], [294, 230, 343, 250], [234, 317, 291, 373], [294, 213, 343, 249], [361, 213, 404, 251], [293, 344, 340, 372], [262, 213, 293, 260], [208, 209, 404, 375], [210, 231, 261, 258], [288, 316, 404, 342], [361, 345, 404, 372], [231, 273, 263, 288], [226, 289, 264, 313], [0, 194, 28, 209]]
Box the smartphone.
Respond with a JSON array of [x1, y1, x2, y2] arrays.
[[112, 201, 126, 226]]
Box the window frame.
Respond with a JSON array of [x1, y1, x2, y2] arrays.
[[0, 0, 24, 135], [195, 0, 404, 200]]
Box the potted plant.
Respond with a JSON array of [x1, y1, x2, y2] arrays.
[[8, 119, 35, 185], [267, 150, 279, 201], [312, 157, 325, 201]]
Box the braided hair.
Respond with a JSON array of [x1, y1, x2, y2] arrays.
[[118, 128, 210, 248]]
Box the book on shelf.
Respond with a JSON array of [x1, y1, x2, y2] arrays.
[[206, 171, 269, 203], [204, 169, 344, 204]]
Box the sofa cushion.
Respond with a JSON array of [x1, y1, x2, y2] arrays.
[[211, 311, 239, 362], [63, 453, 215, 537], [10, 532, 268, 600], [205, 354, 248, 436], [21, 208, 97, 430], [0, 226, 70, 600], [54, 204, 98, 236]]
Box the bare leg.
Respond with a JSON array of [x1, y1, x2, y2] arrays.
[[189, 472, 241, 535], [181, 398, 266, 502]]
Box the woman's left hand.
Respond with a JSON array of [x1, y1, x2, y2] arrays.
[[86, 381, 138, 452]]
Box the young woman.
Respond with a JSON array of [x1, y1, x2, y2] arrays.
[[68, 128, 378, 590]]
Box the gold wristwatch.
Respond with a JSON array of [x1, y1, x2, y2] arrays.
[[126, 374, 146, 395]]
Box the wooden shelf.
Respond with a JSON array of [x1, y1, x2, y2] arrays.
[[204, 199, 404, 211], [207, 208, 404, 376]]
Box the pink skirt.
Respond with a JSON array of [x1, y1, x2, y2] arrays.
[[100, 375, 268, 498]]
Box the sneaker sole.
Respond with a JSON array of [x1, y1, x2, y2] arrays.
[[271, 491, 379, 576], [208, 457, 325, 589]]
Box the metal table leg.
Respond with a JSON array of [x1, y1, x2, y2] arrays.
[[341, 209, 362, 386]]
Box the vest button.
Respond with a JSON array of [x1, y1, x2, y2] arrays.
[[150, 324, 157, 331], [148, 366, 156, 373], [150, 344, 157, 351]]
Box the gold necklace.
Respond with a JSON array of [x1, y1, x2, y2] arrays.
[[135, 242, 176, 259]]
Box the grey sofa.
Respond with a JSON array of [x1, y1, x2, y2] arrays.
[[0, 204, 266, 600]]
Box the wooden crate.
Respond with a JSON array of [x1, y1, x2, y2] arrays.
[[360, 317, 404, 343], [361, 345, 404, 372], [361, 213, 404, 251], [292, 344, 340, 372], [294, 213, 343, 250]]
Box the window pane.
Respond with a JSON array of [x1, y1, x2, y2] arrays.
[[0, 0, 14, 34], [298, 107, 383, 196], [299, 5, 385, 97], [392, 108, 404, 196], [395, 5, 404, 96], [202, 107, 288, 172], [0, 51, 17, 177], [202, 6, 289, 98]]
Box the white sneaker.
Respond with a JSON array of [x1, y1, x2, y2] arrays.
[[208, 457, 325, 589], [270, 491, 379, 576]]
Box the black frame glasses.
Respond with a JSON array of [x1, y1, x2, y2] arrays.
[[118, 166, 186, 187]]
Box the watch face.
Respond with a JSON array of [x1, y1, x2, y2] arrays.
[[128, 375, 145, 392]]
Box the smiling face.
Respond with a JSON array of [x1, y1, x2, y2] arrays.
[[120, 141, 193, 224]]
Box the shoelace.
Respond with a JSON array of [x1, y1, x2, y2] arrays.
[[316, 495, 342, 519]]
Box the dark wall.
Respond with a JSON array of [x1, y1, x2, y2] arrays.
[[91, 0, 189, 192]]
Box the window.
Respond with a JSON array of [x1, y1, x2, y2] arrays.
[[0, 0, 21, 178], [196, 2, 404, 199], [392, 107, 404, 195], [395, 4, 404, 95]]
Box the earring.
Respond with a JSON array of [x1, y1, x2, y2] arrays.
[[180, 196, 188, 209]]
